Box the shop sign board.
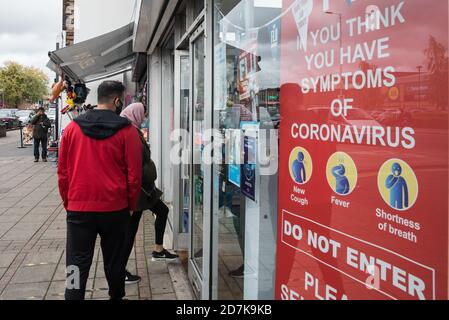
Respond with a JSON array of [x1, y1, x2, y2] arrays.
[[276, 0, 448, 300]]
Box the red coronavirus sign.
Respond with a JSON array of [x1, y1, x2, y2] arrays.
[[276, 0, 448, 300]]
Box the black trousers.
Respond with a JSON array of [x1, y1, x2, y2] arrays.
[[123, 200, 169, 267], [65, 209, 130, 300], [34, 137, 48, 160]]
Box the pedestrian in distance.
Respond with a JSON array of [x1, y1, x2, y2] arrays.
[[30, 107, 51, 162], [57, 81, 142, 300], [120, 101, 179, 285]]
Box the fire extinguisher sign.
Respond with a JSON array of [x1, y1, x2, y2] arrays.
[[276, 0, 448, 300]]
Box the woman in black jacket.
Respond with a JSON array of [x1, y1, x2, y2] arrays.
[[121, 102, 178, 284]]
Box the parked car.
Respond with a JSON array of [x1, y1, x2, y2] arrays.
[[0, 109, 20, 129], [16, 110, 36, 125], [307, 106, 382, 146], [377, 108, 412, 126], [8, 108, 19, 116]]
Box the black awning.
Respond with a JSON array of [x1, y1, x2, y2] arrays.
[[47, 23, 135, 82]]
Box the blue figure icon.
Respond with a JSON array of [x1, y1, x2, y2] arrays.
[[292, 151, 307, 184], [332, 164, 350, 195], [385, 162, 409, 210]]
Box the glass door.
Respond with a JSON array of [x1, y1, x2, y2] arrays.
[[173, 50, 190, 250], [188, 24, 207, 298]]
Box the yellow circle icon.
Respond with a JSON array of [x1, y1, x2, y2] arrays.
[[388, 87, 400, 101], [378, 159, 418, 211], [289, 147, 312, 185], [326, 152, 358, 196]]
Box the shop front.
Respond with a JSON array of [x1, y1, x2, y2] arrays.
[[135, 0, 449, 300]]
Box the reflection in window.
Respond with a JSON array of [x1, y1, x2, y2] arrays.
[[213, 0, 281, 300]]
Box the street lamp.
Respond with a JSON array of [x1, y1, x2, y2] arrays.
[[325, 11, 343, 97], [416, 65, 423, 109]]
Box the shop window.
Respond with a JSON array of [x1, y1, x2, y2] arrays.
[[213, 0, 281, 300]]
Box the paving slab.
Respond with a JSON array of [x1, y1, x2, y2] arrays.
[[148, 260, 169, 274], [0, 223, 14, 237], [0, 252, 17, 268], [2, 207, 33, 215], [52, 263, 67, 281], [40, 229, 66, 240], [149, 272, 175, 295], [152, 293, 177, 300], [45, 280, 66, 300], [0, 282, 49, 300], [9, 264, 57, 284], [0, 214, 26, 223], [22, 250, 63, 266], [2, 230, 37, 241]]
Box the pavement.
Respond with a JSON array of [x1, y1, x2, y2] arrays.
[[0, 130, 194, 300]]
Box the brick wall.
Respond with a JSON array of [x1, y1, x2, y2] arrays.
[[63, 0, 75, 46]]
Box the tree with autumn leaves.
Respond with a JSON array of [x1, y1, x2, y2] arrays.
[[0, 61, 49, 108], [425, 36, 448, 111]]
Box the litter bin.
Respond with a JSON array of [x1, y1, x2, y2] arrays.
[[47, 144, 59, 168], [0, 122, 6, 138]]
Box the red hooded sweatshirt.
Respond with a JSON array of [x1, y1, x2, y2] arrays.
[[57, 109, 142, 212]]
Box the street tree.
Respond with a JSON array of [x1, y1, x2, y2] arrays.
[[424, 35, 449, 110], [0, 61, 49, 107]]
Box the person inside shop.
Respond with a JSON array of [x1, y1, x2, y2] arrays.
[[58, 80, 142, 300], [120, 100, 179, 285], [30, 107, 51, 162]]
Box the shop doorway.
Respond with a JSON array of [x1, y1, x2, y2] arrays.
[[174, 23, 210, 299]]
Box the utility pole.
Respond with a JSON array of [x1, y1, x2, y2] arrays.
[[54, 41, 60, 144], [417, 65, 423, 109]]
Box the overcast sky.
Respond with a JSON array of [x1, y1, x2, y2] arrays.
[[0, 0, 62, 85]]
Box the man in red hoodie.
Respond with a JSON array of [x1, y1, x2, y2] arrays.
[[58, 81, 142, 300]]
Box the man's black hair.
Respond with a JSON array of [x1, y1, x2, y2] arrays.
[[97, 81, 125, 104], [38, 106, 45, 112]]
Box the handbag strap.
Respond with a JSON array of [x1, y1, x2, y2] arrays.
[[141, 186, 155, 197]]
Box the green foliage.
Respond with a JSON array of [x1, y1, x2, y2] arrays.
[[0, 61, 49, 107], [424, 36, 449, 110]]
